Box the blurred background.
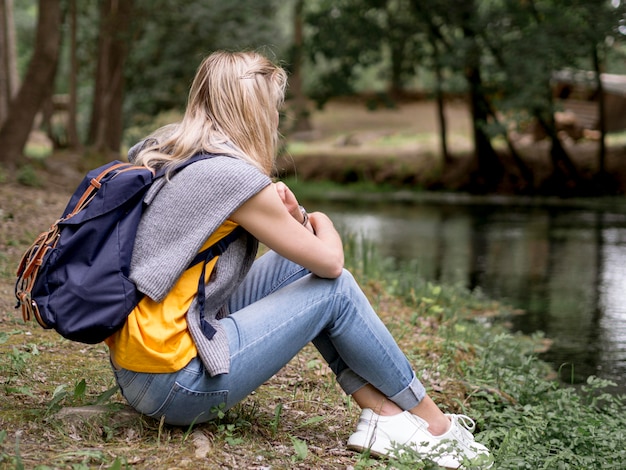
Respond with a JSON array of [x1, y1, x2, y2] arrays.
[[1, 0, 626, 195]]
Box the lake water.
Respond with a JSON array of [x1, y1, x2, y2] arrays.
[[310, 197, 626, 393]]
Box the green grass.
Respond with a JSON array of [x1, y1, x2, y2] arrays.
[[368, 131, 444, 148], [23, 142, 53, 161], [606, 130, 626, 146], [280, 176, 403, 199]]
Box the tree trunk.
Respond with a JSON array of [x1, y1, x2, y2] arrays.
[[0, 0, 19, 127], [536, 112, 580, 194], [0, 0, 8, 125], [433, 45, 450, 164], [534, 81, 580, 195], [288, 0, 312, 133], [592, 46, 607, 188], [67, 0, 81, 150], [87, 0, 134, 155], [388, 32, 405, 99], [459, 2, 504, 193], [483, 98, 534, 192], [0, 0, 61, 171], [465, 65, 504, 192]]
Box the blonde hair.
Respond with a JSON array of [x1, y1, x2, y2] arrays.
[[133, 51, 288, 175]]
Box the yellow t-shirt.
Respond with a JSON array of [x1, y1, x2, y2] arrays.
[[106, 221, 239, 373]]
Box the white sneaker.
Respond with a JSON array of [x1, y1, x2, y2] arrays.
[[347, 409, 493, 469]]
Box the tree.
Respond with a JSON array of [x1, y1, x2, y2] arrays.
[[287, 0, 312, 133], [383, 0, 424, 98], [303, 0, 626, 195], [0, 0, 19, 127], [411, 0, 508, 191], [524, 1, 582, 193], [479, 0, 624, 194], [306, 0, 528, 192], [0, 0, 61, 171], [573, 0, 626, 190], [123, 0, 285, 123], [406, 0, 460, 166], [66, 0, 80, 150], [304, 0, 387, 107], [86, 0, 134, 154]]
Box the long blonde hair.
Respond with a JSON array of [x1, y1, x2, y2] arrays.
[[133, 51, 288, 175]]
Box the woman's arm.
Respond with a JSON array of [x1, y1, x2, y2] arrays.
[[230, 183, 344, 278]]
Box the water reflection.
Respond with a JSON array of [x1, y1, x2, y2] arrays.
[[312, 199, 626, 392]]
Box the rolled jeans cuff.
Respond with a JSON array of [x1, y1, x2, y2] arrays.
[[337, 370, 426, 411], [389, 372, 426, 410], [337, 369, 368, 396]]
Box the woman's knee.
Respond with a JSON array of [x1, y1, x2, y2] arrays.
[[336, 268, 360, 292]]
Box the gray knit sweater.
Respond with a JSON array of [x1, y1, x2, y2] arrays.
[[128, 155, 271, 376]]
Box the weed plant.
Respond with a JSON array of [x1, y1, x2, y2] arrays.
[[468, 336, 626, 469]]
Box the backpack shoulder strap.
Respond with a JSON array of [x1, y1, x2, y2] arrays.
[[154, 153, 218, 179], [66, 162, 133, 219], [192, 225, 246, 339], [188, 225, 246, 269]]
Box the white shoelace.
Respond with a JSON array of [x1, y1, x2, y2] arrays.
[[445, 414, 479, 448], [448, 414, 476, 432]]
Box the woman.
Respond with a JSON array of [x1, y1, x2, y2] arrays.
[[106, 51, 492, 468]]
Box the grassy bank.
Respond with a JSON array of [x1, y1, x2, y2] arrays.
[[1, 179, 625, 469]]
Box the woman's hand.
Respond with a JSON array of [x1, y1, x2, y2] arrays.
[[273, 182, 302, 222], [273, 182, 314, 233], [230, 184, 344, 278]]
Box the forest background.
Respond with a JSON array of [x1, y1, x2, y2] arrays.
[[1, 0, 626, 196]]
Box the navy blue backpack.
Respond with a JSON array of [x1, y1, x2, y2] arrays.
[[15, 154, 242, 344]]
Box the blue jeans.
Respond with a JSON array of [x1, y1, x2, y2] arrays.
[[113, 251, 426, 426]]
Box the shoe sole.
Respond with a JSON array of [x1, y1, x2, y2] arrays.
[[347, 442, 461, 470], [346, 442, 387, 459]]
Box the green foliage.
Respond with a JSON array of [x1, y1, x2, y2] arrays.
[[301, 0, 458, 104], [123, 109, 183, 149], [0, 428, 24, 470], [465, 331, 625, 468], [290, 435, 308, 461], [13, 0, 38, 76], [269, 403, 283, 435], [24, 141, 53, 160], [479, 375, 626, 468], [16, 165, 40, 187], [124, 0, 288, 120], [304, 0, 414, 106], [44, 380, 119, 416], [463, 0, 626, 134], [208, 402, 254, 446], [459, 330, 626, 468], [4, 343, 39, 376]]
